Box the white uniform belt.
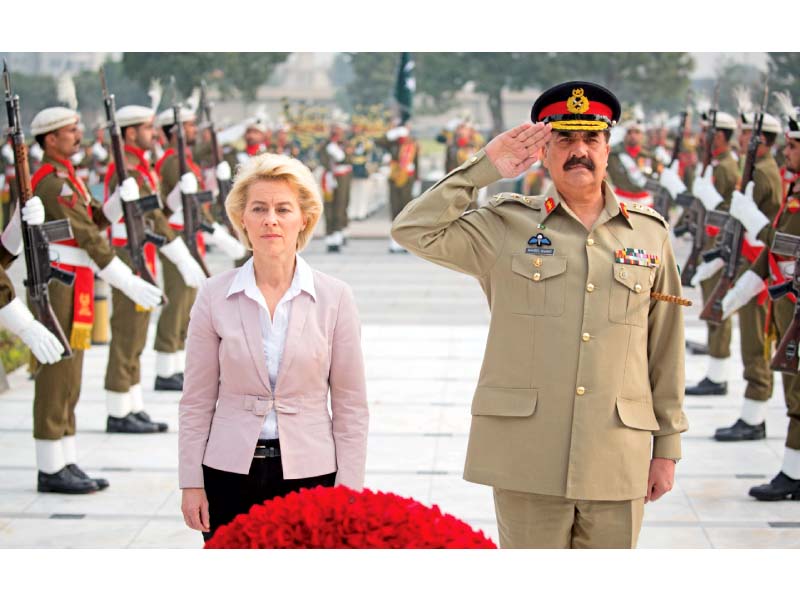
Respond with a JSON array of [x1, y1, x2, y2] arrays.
[[111, 222, 128, 240], [50, 244, 93, 268], [168, 211, 184, 227], [333, 165, 352, 176]]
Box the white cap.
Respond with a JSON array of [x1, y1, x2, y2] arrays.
[[31, 107, 79, 136], [740, 112, 782, 134], [156, 107, 195, 128], [117, 105, 155, 128], [620, 120, 644, 133], [701, 111, 737, 131], [245, 117, 269, 133]]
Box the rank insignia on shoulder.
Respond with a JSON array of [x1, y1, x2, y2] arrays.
[[615, 248, 660, 268], [619, 203, 630, 219], [787, 197, 800, 214], [544, 197, 556, 214]]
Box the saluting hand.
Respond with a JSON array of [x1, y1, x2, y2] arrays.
[[645, 457, 676, 503], [485, 122, 552, 179]]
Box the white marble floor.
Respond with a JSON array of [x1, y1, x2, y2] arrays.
[[0, 232, 798, 549]]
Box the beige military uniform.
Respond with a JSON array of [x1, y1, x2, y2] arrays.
[[392, 150, 688, 548]]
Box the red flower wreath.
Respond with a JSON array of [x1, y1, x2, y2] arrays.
[[204, 485, 497, 549]]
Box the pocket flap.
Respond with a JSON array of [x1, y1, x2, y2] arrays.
[[616, 397, 660, 431], [471, 387, 538, 417], [612, 263, 653, 292], [512, 254, 567, 282]]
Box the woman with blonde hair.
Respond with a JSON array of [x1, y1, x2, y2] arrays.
[[179, 153, 368, 541]]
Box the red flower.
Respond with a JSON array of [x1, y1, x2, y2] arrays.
[[204, 486, 496, 549]]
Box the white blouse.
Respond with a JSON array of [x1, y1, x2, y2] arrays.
[[225, 255, 316, 438]]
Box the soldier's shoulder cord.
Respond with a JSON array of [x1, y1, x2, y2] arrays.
[[625, 202, 669, 229]]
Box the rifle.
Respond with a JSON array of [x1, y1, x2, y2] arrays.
[[173, 103, 214, 277], [196, 80, 233, 232], [767, 232, 800, 373], [700, 80, 769, 324], [649, 92, 693, 219], [99, 67, 167, 304], [3, 61, 74, 359]]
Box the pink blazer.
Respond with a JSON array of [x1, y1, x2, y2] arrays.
[[178, 266, 368, 491]]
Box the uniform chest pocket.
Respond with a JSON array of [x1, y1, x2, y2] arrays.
[[510, 254, 567, 316], [609, 263, 655, 327]]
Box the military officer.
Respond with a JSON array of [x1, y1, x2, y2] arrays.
[[153, 108, 243, 391], [683, 111, 740, 396], [376, 122, 420, 253], [391, 82, 688, 548], [29, 106, 162, 493], [0, 197, 65, 365], [698, 110, 783, 441], [319, 123, 352, 252], [606, 118, 657, 208], [719, 103, 800, 499], [102, 105, 206, 432]]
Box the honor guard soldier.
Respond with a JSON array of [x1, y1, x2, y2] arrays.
[[103, 105, 206, 432], [392, 82, 688, 548], [684, 111, 741, 395], [226, 117, 269, 172], [377, 123, 419, 253], [0, 197, 65, 364], [29, 107, 162, 493], [698, 110, 783, 441], [606, 118, 658, 208], [319, 123, 352, 252], [719, 98, 800, 499], [153, 108, 243, 390]]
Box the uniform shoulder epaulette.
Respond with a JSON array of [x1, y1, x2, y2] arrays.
[[489, 192, 542, 209], [626, 202, 669, 229]]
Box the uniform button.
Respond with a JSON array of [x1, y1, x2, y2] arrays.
[[586, 283, 595, 293], [620, 270, 627, 279], [533, 272, 541, 281], [634, 283, 643, 293], [533, 258, 543, 267], [582, 333, 591, 342], [576, 386, 586, 396], [587, 238, 595, 246]]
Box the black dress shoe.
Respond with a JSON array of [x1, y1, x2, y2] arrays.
[[154, 374, 183, 391], [685, 341, 709, 355], [67, 463, 109, 490], [38, 467, 99, 494], [749, 472, 800, 501], [326, 244, 340, 253], [714, 418, 766, 442], [106, 413, 161, 434], [685, 377, 728, 396], [133, 411, 168, 432]]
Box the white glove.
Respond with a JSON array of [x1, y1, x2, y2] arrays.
[[97, 256, 162, 309], [721, 270, 766, 320], [71, 150, 85, 166], [216, 162, 232, 181], [659, 160, 687, 200], [653, 145, 671, 166], [386, 126, 410, 141], [0, 298, 64, 364], [22, 195, 45, 226], [2, 143, 14, 163], [692, 165, 724, 211], [102, 177, 140, 223], [325, 142, 345, 162], [159, 237, 207, 288], [1, 203, 22, 256], [91, 141, 108, 162], [690, 257, 725, 287], [29, 143, 43, 162], [210, 223, 246, 260], [180, 173, 198, 195], [730, 181, 769, 236]]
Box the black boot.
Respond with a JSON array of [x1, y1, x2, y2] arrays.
[[154, 374, 183, 391], [133, 411, 168, 432], [326, 244, 340, 253], [38, 467, 99, 494], [685, 377, 727, 396], [749, 472, 800, 501], [67, 464, 109, 491], [106, 413, 161, 434], [714, 418, 766, 442]]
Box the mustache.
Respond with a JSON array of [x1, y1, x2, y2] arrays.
[[563, 156, 595, 171]]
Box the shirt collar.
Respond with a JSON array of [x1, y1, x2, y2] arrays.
[[539, 181, 632, 229], [227, 254, 316, 303]]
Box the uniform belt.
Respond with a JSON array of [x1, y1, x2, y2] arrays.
[[333, 165, 352, 176], [49, 244, 93, 268], [111, 222, 128, 240], [254, 438, 280, 459]]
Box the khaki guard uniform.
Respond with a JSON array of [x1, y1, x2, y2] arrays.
[[392, 150, 688, 546]]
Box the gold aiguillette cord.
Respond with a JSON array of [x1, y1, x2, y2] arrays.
[[650, 292, 692, 307]]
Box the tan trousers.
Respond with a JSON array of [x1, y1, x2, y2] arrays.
[[493, 488, 645, 549], [154, 252, 196, 354]]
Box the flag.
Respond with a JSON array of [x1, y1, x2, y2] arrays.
[[394, 52, 415, 125]]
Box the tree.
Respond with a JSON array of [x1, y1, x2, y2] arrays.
[[768, 52, 800, 109], [1, 70, 58, 134], [215, 53, 290, 102], [342, 53, 398, 109], [73, 61, 152, 129]]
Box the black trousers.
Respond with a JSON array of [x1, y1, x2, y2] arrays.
[[202, 440, 336, 542]]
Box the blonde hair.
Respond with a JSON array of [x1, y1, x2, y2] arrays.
[[225, 153, 322, 251]]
